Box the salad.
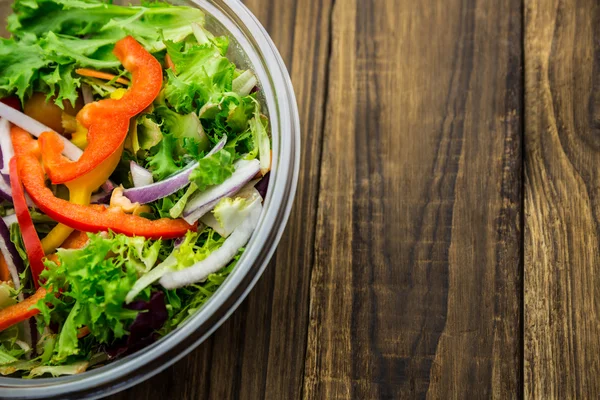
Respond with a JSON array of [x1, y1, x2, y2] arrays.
[[0, 0, 271, 377]]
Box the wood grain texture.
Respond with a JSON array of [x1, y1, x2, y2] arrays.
[[524, 0, 600, 398], [303, 0, 522, 399]]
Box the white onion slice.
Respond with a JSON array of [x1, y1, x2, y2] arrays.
[[0, 217, 24, 296], [0, 174, 11, 202], [3, 213, 17, 227], [200, 184, 261, 238], [0, 117, 14, 176], [0, 102, 82, 161], [232, 70, 258, 96], [182, 159, 260, 224], [130, 161, 153, 187], [160, 201, 262, 289]]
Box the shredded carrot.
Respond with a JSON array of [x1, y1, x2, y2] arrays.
[[46, 230, 90, 265], [77, 326, 90, 339], [164, 54, 176, 73], [0, 252, 10, 282], [75, 68, 130, 85], [61, 230, 90, 250], [0, 287, 46, 331]]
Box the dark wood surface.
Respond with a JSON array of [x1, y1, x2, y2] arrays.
[[108, 0, 600, 398], [524, 0, 600, 398]]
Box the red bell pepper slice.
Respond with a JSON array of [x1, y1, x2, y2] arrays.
[[0, 287, 47, 331], [41, 36, 163, 184], [12, 127, 192, 239], [9, 157, 45, 288]]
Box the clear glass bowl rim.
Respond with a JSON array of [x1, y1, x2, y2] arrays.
[[0, 0, 300, 398]]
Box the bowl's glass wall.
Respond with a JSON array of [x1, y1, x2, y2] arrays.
[[0, 0, 300, 398]]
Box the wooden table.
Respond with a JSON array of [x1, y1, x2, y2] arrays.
[[111, 0, 600, 398]]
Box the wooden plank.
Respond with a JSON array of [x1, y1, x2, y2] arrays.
[[0, 1, 10, 37], [524, 0, 600, 397], [110, 0, 331, 399], [303, 0, 523, 398]]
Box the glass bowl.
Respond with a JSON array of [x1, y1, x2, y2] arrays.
[[0, 0, 300, 398]]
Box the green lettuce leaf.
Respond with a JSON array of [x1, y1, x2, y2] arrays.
[[0, 281, 18, 310], [169, 183, 198, 219], [232, 70, 257, 96], [10, 224, 30, 276], [249, 113, 271, 173], [199, 94, 258, 153], [0, 289, 31, 366], [2, 0, 206, 104], [137, 114, 163, 150], [37, 63, 80, 108], [26, 360, 89, 378], [203, 194, 261, 238], [0, 37, 51, 102], [155, 103, 210, 156], [161, 249, 242, 333], [39, 32, 121, 69], [0, 360, 38, 376], [146, 132, 180, 181], [125, 226, 224, 304], [188, 149, 235, 191], [191, 22, 228, 55], [55, 301, 82, 361], [36, 232, 163, 361], [9, 0, 204, 52], [172, 227, 225, 270], [163, 39, 235, 114]]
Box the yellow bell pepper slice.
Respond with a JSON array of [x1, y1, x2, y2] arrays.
[[70, 122, 89, 149], [41, 144, 123, 253]]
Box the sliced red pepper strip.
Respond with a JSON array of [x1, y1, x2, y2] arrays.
[[12, 127, 192, 239], [0, 287, 46, 331], [41, 36, 163, 184], [9, 157, 45, 288]]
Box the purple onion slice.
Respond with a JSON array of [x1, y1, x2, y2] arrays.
[[182, 159, 260, 224], [123, 135, 226, 205]]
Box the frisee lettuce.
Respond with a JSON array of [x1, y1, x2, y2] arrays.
[[155, 104, 210, 157], [163, 38, 234, 114], [36, 232, 163, 362], [146, 132, 180, 181], [1, 0, 205, 105], [0, 38, 52, 103], [203, 193, 261, 238], [189, 149, 235, 191], [8, 0, 205, 51]]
